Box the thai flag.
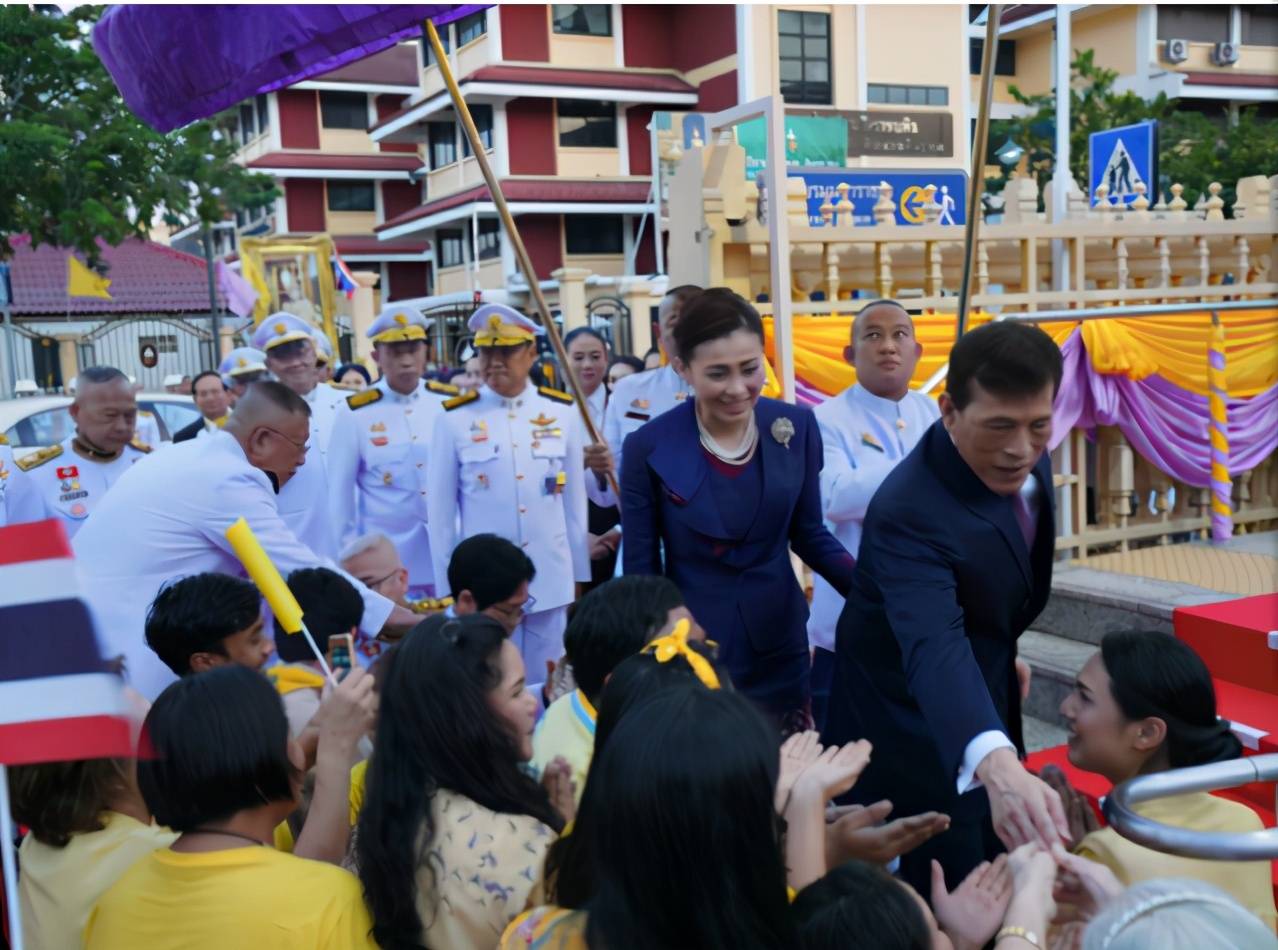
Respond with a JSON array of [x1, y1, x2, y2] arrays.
[[333, 253, 357, 300], [0, 520, 136, 765]]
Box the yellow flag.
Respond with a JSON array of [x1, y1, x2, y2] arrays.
[[67, 257, 112, 299], [239, 253, 272, 322]]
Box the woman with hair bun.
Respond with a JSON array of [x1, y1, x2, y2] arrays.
[[620, 288, 855, 731], [1050, 629, 1275, 928]]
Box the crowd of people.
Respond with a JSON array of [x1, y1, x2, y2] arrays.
[[1, 286, 1272, 949]]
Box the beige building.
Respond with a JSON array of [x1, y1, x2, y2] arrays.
[[975, 4, 1278, 120]]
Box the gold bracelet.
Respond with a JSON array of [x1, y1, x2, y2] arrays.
[[995, 925, 1043, 949]]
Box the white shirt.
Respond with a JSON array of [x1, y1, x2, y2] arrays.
[[325, 378, 450, 589], [135, 411, 164, 447], [0, 443, 13, 526], [808, 385, 940, 651], [6, 436, 150, 538], [276, 383, 347, 558], [197, 414, 230, 438], [601, 364, 690, 483], [426, 382, 591, 613], [581, 383, 616, 509], [71, 431, 395, 700]]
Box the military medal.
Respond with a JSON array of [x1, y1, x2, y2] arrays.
[[529, 413, 556, 427], [771, 417, 795, 449]]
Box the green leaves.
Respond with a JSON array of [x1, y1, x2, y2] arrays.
[[986, 49, 1276, 216], [0, 6, 279, 264]]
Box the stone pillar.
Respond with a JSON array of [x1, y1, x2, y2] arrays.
[[56, 334, 79, 388], [218, 325, 237, 362], [618, 278, 661, 357], [350, 271, 380, 364], [551, 266, 592, 331]]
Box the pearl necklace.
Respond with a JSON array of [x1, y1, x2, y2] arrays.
[[697, 412, 758, 465]]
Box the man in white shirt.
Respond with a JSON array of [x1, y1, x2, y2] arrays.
[[808, 301, 939, 728], [71, 381, 418, 699]]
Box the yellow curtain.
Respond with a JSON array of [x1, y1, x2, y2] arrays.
[[761, 309, 1276, 399]]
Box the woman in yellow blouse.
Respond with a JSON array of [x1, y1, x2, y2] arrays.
[[1055, 629, 1275, 929], [356, 614, 573, 950]]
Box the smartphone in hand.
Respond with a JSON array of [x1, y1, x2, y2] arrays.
[[328, 633, 354, 677]]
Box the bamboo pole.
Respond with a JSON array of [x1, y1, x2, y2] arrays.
[[956, 4, 1002, 338], [423, 20, 617, 495]]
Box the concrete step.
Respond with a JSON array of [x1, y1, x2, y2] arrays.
[[1019, 629, 1095, 729], [1036, 564, 1231, 647], [1023, 715, 1069, 754]]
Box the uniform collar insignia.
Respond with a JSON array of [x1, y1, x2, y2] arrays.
[[529, 413, 556, 427]]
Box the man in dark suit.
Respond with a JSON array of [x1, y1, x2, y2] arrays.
[[173, 370, 231, 443], [823, 320, 1069, 896]]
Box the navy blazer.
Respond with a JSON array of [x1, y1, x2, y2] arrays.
[[823, 418, 1055, 814], [172, 418, 204, 443], [621, 397, 855, 710]]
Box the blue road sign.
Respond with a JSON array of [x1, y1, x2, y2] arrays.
[[1089, 121, 1158, 208], [788, 169, 968, 227]]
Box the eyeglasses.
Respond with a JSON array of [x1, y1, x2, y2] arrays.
[[487, 594, 536, 622], [260, 426, 309, 454], [364, 568, 403, 590]]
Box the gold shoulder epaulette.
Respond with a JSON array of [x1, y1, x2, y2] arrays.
[[15, 444, 62, 472], [443, 390, 480, 411], [538, 385, 574, 405], [347, 388, 383, 410], [130, 437, 152, 454], [426, 379, 460, 396]]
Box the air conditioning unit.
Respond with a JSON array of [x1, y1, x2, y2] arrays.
[[1212, 41, 1239, 66], [1162, 38, 1190, 64]]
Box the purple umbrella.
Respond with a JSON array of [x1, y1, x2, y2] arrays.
[[92, 4, 485, 132]]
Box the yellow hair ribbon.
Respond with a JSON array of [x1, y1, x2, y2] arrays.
[[643, 619, 720, 690]]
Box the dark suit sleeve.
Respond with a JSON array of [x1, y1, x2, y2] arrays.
[[789, 412, 856, 596], [861, 509, 1006, 780], [620, 427, 662, 576]]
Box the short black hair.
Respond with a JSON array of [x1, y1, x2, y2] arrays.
[[446, 534, 536, 610], [138, 666, 297, 832], [609, 355, 645, 375], [245, 379, 312, 416], [672, 287, 765, 365], [564, 326, 608, 350], [281, 568, 363, 664], [792, 861, 931, 950], [190, 370, 225, 396], [564, 576, 685, 703], [77, 366, 127, 387], [145, 573, 263, 676], [8, 758, 130, 847], [851, 299, 913, 343], [663, 284, 703, 303], [335, 363, 372, 386], [945, 321, 1063, 411]]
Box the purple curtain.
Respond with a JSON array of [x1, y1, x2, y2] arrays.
[[1051, 328, 1278, 488], [94, 5, 487, 132]]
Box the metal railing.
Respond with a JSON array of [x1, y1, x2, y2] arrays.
[[1104, 754, 1278, 860]]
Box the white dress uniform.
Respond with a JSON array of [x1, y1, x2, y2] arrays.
[[5, 436, 151, 538], [602, 363, 690, 483], [135, 410, 165, 447], [251, 313, 346, 557], [426, 306, 591, 678], [71, 431, 396, 699], [326, 305, 456, 593], [807, 384, 940, 651]]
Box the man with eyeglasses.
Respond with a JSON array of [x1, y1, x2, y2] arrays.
[[326, 306, 460, 601], [251, 313, 349, 557], [73, 381, 420, 700]]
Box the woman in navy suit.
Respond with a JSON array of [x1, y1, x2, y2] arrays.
[[621, 289, 855, 729]]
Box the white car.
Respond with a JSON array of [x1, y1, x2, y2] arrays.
[[1, 393, 201, 459]]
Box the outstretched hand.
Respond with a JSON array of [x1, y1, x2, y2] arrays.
[[776, 730, 824, 812], [931, 854, 1012, 950], [824, 801, 950, 866]]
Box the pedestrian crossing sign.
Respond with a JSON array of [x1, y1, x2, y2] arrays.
[[1088, 121, 1158, 209]]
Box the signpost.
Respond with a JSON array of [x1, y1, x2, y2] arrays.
[[847, 111, 954, 158], [790, 169, 968, 227], [737, 114, 847, 179], [1089, 120, 1158, 208]]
